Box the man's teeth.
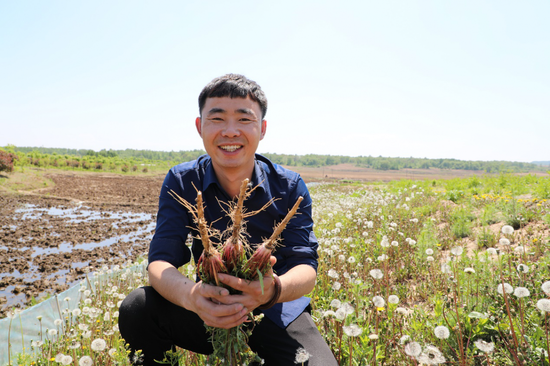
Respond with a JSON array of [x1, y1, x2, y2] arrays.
[[220, 145, 241, 152]]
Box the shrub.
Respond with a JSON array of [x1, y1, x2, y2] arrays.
[[0, 150, 16, 173]]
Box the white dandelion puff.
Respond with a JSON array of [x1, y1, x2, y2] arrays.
[[517, 264, 529, 273], [501, 225, 514, 235], [513, 287, 530, 298], [330, 299, 341, 308], [79, 356, 93, 366], [434, 325, 450, 339], [388, 295, 399, 304], [370, 269, 383, 279], [474, 339, 495, 354], [91, 338, 107, 352], [496, 283, 513, 295], [343, 324, 363, 337], [294, 347, 311, 364], [541, 281, 550, 295], [499, 238, 510, 246], [450, 247, 463, 256], [537, 299, 550, 313], [464, 267, 475, 274], [404, 342, 422, 357], [372, 296, 385, 308], [425, 248, 434, 255], [61, 355, 73, 365]]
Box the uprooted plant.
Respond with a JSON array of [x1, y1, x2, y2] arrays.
[[169, 179, 303, 366]]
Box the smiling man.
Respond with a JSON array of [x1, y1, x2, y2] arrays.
[[119, 74, 337, 365]]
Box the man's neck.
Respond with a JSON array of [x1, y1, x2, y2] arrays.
[[212, 162, 255, 199]]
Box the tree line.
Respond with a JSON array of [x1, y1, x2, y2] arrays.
[[1, 145, 545, 174]]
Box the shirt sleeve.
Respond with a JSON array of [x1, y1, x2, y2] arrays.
[[148, 169, 193, 268], [275, 177, 319, 274]]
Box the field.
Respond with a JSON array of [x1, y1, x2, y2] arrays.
[[1, 166, 550, 365]]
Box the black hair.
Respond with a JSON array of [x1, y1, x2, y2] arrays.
[[198, 74, 268, 119]]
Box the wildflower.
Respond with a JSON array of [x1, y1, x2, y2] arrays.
[[496, 283, 513, 295], [499, 238, 510, 246], [395, 307, 408, 315], [517, 264, 529, 273], [404, 342, 422, 357], [55, 353, 65, 362], [391, 240, 399, 247], [417, 345, 446, 364], [399, 335, 410, 344], [322, 310, 336, 318], [54, 319, 62, 326], [501, 225, 514, 234], [327, 269, 339, 279], [367, 333, 378, 340], [427, 256, 434, 261], [108, 348, 117, 357], [486, 248, 497, 255], [334, 309, 346, 321], [91, 338, 107, 352], [377, 254, 388, 261], [380, 236, 390, 248], [330, 299, 341, 308], [514, 246, 525, 254], [434, 325, 450, 339], [48, 329, 57, 337], [338, 254, 346, 262], [332, 282, 341, 291], [537, 299, 550, 312], [464, 267, 475, 274], [372, 296, 385, 308], [388, 295, 399, 304], [474, 339, 495, 353], [72, 309, 82, 317], [69, 341, 81, 349], [542, 281, 550, 295], [61, 355, 73, 365], [450, 247, 463, 256], [340, 302, 354, 315], [347, 256, 356, 264], [370, 269, 383, 279], [513, 287, 530, 298], [343, 324, 363, 337], [294, 347, 311, 364], [425, 249, 434, 255]]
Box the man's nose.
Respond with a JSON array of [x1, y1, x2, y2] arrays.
[[221, 120, 240, 137]]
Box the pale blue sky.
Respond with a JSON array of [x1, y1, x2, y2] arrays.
[[1, 1, 548, 162]]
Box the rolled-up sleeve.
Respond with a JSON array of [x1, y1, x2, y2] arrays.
[[148, 170, 193, 269]]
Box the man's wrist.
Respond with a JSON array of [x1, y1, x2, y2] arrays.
[[258, 274, 281, 310]]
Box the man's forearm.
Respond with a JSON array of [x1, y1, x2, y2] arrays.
[[277, 264, 317, 303], [148, 260, 195, 310]]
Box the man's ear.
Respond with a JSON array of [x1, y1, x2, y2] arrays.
[[260, 119, 267, 140], [195, 117, 202, 136]]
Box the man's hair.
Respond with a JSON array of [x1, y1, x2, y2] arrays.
[[198, 74, 268, 119]]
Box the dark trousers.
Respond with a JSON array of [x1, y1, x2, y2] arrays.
[[118, 286, 338, 366]]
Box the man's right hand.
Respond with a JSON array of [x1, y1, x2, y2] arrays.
[[148, 260, 250, 329]]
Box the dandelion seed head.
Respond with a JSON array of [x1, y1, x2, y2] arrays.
[[514, 246, 525, 254], [327, 269, 339, 279], [513, 287, 530, 298], [79, 355, 93, 366], [380, 236, 390, 248], [369, 269, 383, 279], [388, 295, 399, 304], [450, 247, 463, 256], [330, 299, 341, 308], [517, 264, 529, 273], [332, 281, 341, 291], [501, 225, 514, 235], [91, 338, 107, 352], [427, 256, 434, 262], [62, 355, 74, 365], [474, 339, 495, 353], [377, 254, 388, 261], [499, 238, 510, 246], [541, 281, 550, 295], [496, 283, 513, 295], [48, 329, 57, 336], [464, 267, 475, 274], [372, 296, 385, 308], [537, 299, 550, 313], [417, 345, 446, 365], [368, 333, 378, 340], [294, 347, 311, 364], [395, 307, 408, 315], [343, 324, 363, 337], [347, 256, 356, 264], [404, 342, 422, 357], [399, 335, 410, 344], [425, 248, 434, 255], [486, 248, 498, 255], [341, 302, 354, 315], [434, 325, 450, 339]]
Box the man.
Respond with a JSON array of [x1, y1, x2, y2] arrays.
[[119, 74, 337, 365]]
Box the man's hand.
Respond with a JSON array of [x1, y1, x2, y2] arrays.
[[187, 281, 250, 329]]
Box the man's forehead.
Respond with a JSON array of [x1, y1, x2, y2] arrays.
[[203, 96, 261, 115]]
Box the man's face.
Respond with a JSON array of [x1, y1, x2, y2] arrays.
[[196, 96, 266, 175]]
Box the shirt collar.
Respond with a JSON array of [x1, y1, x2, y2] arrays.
[[201, 155, 267, 197]]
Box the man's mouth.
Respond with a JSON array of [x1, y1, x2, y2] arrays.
[[219, 145, 242, 152]]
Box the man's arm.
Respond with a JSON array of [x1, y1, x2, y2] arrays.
[[148, 260, 250, 329]]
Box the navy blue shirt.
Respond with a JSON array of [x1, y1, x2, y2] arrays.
[[148, 154, 318, 327]]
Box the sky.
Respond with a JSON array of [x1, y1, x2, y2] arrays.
[[1, 1, 549, 163]]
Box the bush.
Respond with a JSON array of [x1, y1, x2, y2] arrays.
[[0, 150, 16, 173]]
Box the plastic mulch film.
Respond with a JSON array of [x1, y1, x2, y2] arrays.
[[0, 262, 147, 366]]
